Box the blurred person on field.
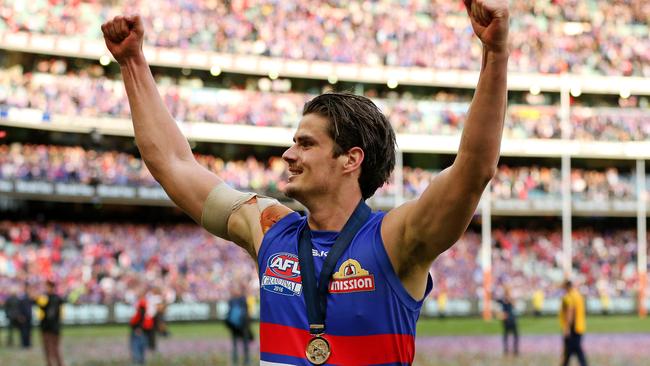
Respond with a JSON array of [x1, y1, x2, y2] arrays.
[[145, 287, 163, 351], [437, 288, 448, 319], [226, 283, 252, 366], [3, 285, 21, 347], [532, 288, 544, 317], [36, 280, 66, 366], [559, 280, 588, 366], [129, 287, 153, 365], [153, 302, 169, 340], [102, 0, 510, 363], [17, 282, 34, 349], [495, 285, 518, 356], [597, 283, 610, 316]]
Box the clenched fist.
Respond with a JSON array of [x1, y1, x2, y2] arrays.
[[101, 15, 145, 65], [463, 0, 509, 54]]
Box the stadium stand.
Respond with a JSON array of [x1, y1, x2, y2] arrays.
[[0, 0, 648, 76], [0, 1, 648, 321]]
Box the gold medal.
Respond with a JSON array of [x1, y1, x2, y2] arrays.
[[305, 336, 331, 365]]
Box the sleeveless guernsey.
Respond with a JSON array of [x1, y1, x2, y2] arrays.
[[258, 211, 433, 365]]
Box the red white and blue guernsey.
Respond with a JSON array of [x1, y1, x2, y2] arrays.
[[258, 210, 433, 365]]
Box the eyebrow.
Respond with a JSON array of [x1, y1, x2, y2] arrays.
[[293, 135, 317, 144]]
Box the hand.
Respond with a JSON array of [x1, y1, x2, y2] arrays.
[[101, 15, 145, 65], [463, 0, 509, 54]]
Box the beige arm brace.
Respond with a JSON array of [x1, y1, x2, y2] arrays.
[[200, 182, 280, 241]]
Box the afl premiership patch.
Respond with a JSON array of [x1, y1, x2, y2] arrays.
[[261, 252, 303, 296], [328, 258, 375, 293]]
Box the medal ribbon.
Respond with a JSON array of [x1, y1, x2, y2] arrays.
[[298, 199, 371, 336]]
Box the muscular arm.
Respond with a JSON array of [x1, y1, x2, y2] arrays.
[[382, 0, 509, 298], [119, 54, 220, 223], [102, 16, 292, 257]]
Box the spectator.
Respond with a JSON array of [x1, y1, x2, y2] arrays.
[[3, 285, 20, 346], [560, 280, 589, 366], [17, 282, 33, 348], [496, 285, 519, 356], [129, 287, 153, 365], [532, 288, 544, 317], [225, 284, 252, 366], [152, 302, 169, 346], [145, 287, 163, 352], [36, 280, 66, 366]]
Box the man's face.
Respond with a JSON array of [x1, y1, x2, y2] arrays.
[[282, 114, 343, 201]]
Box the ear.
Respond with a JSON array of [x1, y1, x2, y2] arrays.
[[341, 147, 364, 174]]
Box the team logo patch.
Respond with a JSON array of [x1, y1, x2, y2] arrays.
[[262, 252, 303, 296], [329, 259, 375, 293]]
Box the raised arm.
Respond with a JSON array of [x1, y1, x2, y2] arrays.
[[382, 0, 509, 296], [101, 16, 292, 257]]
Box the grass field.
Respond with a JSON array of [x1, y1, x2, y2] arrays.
[[1, 315, 649, 365]]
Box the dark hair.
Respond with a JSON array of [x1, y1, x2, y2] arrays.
[[303, 92, 396, 199]]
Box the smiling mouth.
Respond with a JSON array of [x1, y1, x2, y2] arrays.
[[288, 170, 302, 180]]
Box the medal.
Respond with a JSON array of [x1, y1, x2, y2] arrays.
[[305, 336, 331, 365]]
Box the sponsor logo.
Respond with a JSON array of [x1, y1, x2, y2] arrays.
[[312, 249, 328, 257], [329, 259, 375, 293], [262, 253, 302, 296]]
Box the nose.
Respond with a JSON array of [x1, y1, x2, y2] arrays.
[[282, 144, 297, 163]]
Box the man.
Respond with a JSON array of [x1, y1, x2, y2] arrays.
[[151, 301, 169, 347], [559, 280, 588, 366], [17, 283, 33, 349], [226, 285, 252, 366], [532, 287, 544, 317], [3, 285, 20, 346], [101, 0, 509, 363], [495, 286, 518, 356], [129, 288, 153, 365], [144, 287, 163, 351], [36, 280, 66, 366]]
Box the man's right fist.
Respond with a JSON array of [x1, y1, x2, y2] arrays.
[[101, 15, 144, 65]]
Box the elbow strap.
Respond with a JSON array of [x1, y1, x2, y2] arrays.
[[201, 182, 255, 240], [200, 182, 280, 240]]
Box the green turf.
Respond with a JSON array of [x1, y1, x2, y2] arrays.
[[2, 316, 649, 366], [415, 315, 650, 336], [62, 321, 234, 339], [51, 314, 650, 339]]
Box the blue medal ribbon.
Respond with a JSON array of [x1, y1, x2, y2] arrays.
[[298, 199, 371, 335]]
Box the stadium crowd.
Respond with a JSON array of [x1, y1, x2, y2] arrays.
[[0, 221, 258, 305], [433, 227, 642, 302], [0, 143, 644, 201], [0, 220, 643, 305], [0, 0, 648, 317], [0, 0, 649, 76], [0, 143, 288, 196], [1, 61, 649, 140]]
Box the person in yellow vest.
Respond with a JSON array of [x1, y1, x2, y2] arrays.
[[36, 280, 66, 366], [532, 288, 544, 317], [559, 280, 588, 366], [437, 290, 448, 319]]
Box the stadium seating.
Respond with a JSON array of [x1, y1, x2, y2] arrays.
[[0, 1, 648, 313], [0, 1, 648, 76]]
